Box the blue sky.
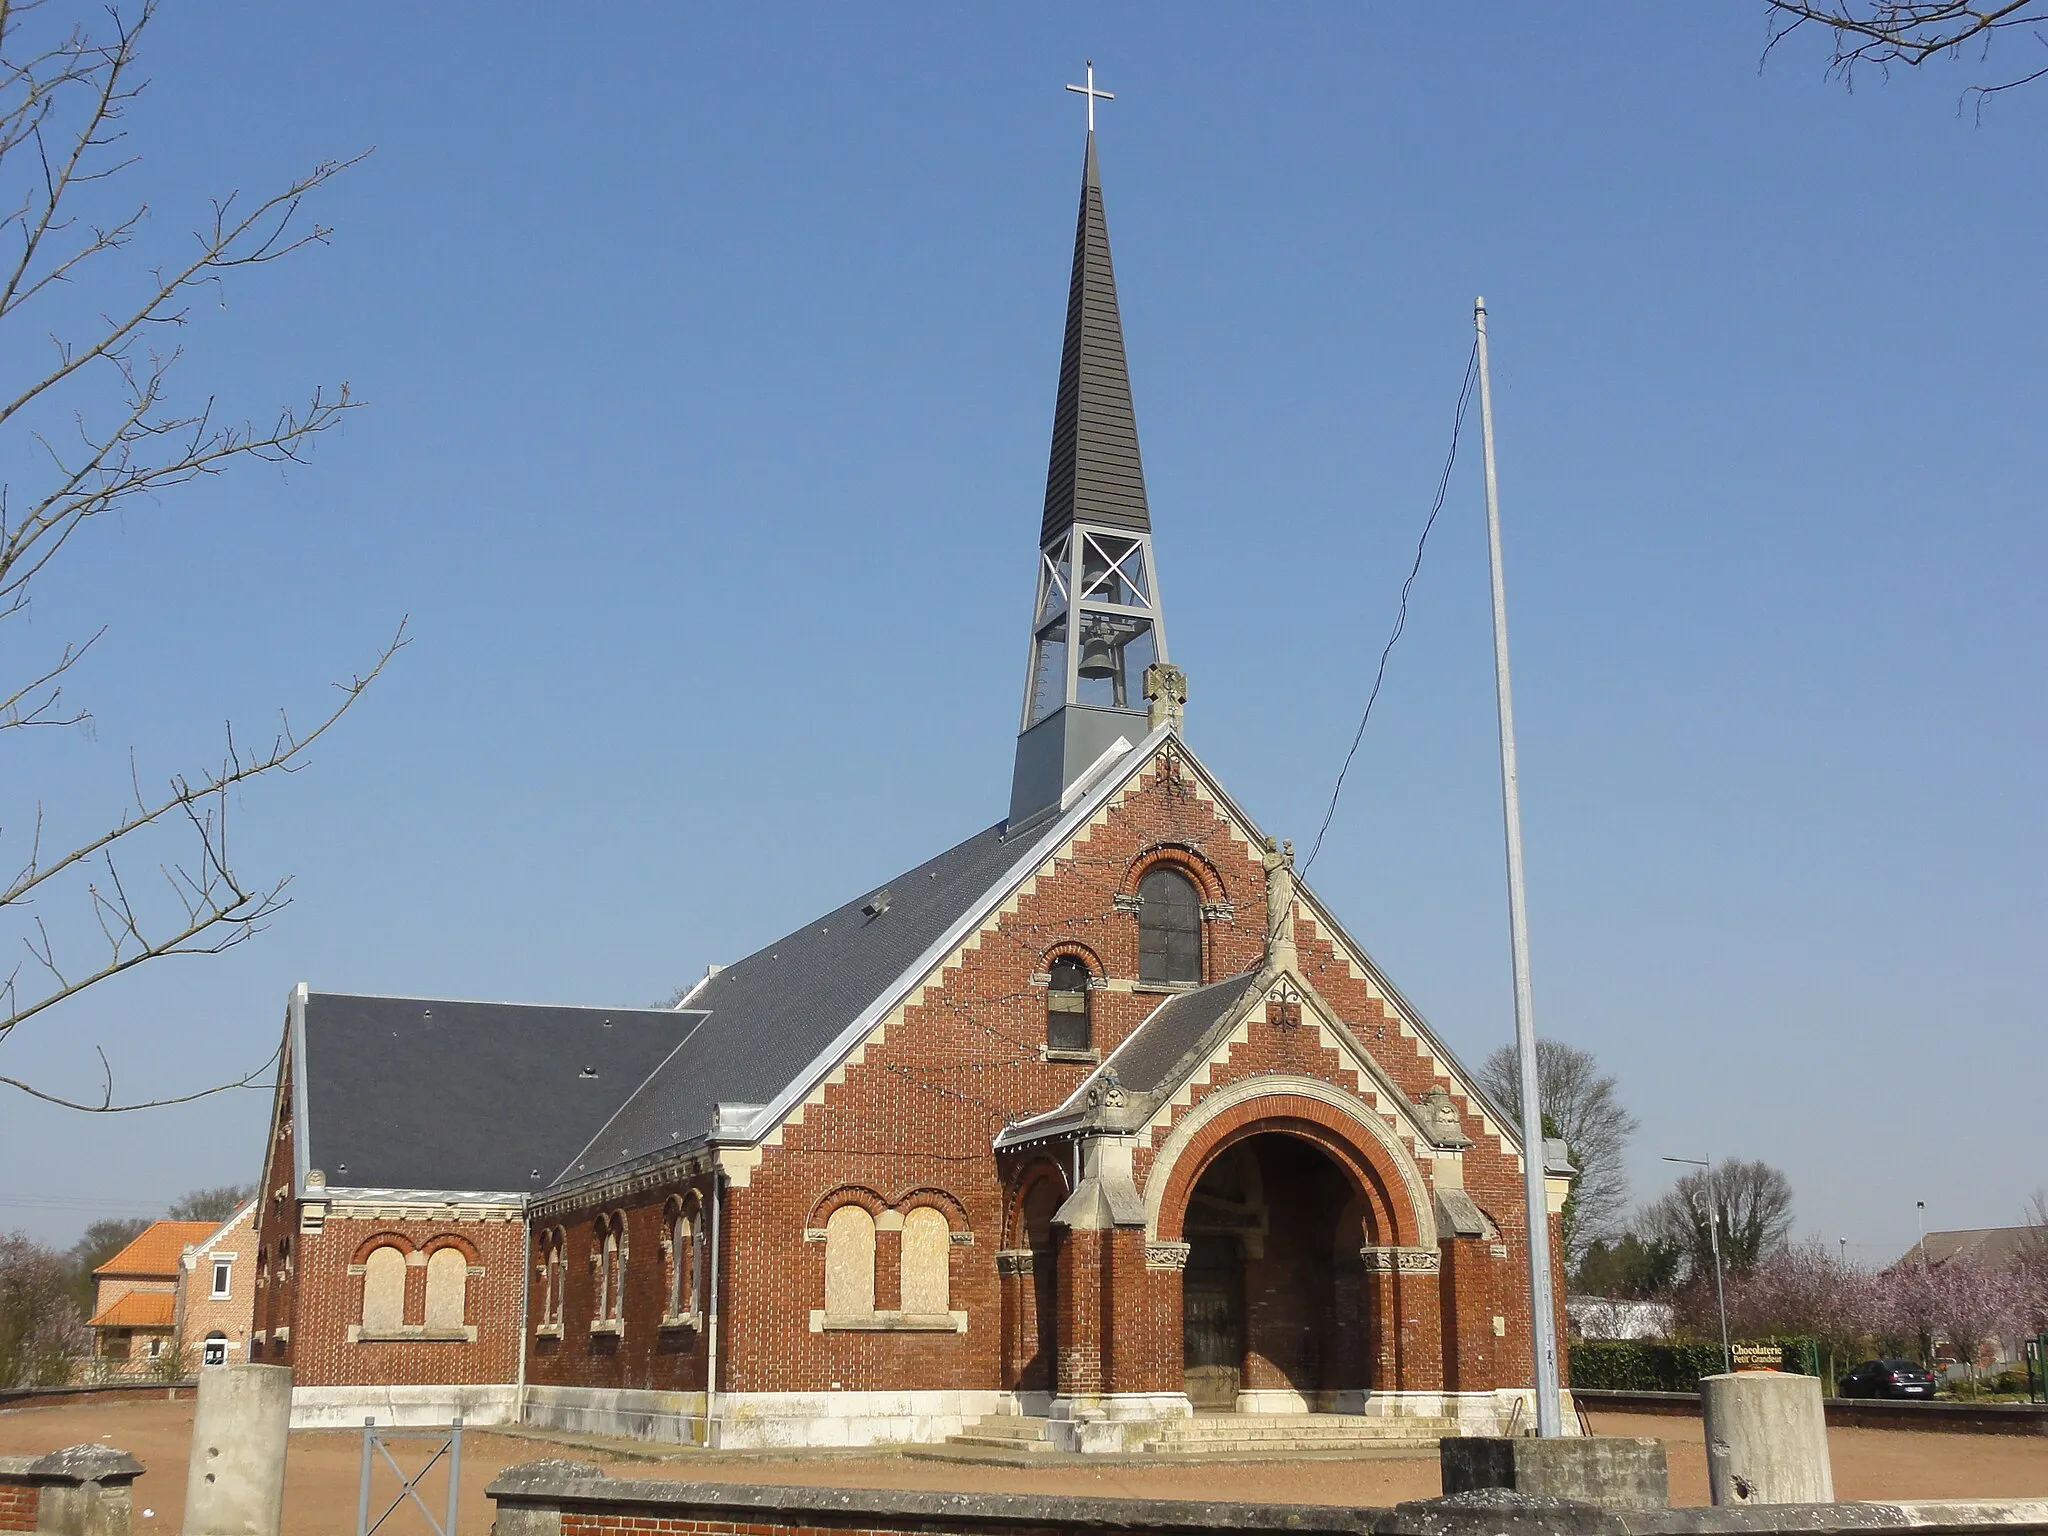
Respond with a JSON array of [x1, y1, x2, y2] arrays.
[[2, 5, 2040, 1262]]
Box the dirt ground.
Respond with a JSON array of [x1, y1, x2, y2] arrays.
[[3, 1399, 2046, 1536]]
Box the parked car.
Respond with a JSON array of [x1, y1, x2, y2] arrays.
[[1837, 1358, 1936, 1399]]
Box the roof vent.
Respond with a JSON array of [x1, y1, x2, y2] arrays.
[[862, 889, 892, 919], [579, 1066, 598, 1079]]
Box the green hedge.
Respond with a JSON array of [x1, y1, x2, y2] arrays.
[[1568, 1339, 1818, 1392]]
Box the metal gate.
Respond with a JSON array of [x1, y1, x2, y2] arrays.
[[356, 1416, 462, 1536], [1182, 1235, 1243, 1411]]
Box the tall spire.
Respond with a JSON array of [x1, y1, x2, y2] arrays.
[[1010, 100, 1174, 832], [1040, 131, 1151, 544]]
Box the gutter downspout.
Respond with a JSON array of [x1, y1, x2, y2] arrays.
[[704, 1166, 725, 1449], [515, 1204, 531, 1419]]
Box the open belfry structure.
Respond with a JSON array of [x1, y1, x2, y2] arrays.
[[251, 115, 1573, 1451]]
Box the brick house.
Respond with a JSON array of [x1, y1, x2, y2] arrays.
[[252, 123, 1573, 1447], [87, 1221, 216, 1374], [174, 1199, 259, 1369]]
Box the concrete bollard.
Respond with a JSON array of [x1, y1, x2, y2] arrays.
[[1700, 1370, 1833, 1506], [183, 1363, 294, 1536]]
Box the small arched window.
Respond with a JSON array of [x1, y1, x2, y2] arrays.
[[900, 1206, 951, 1316], [1138, 865, 1202, 984], [362, 1246, 405, 1333], [596, 1216, 625, 1323], [425, 1248, 468, 1332], [823, 1205, 876, 1320], [1046, 954, 1092, 1052], [666, 1206, 694, 1318]]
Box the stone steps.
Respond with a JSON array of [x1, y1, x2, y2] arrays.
[[937, 1412, 1456, 1460]]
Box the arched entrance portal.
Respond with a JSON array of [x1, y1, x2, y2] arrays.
[[1180, 1133, 1374, 1412]]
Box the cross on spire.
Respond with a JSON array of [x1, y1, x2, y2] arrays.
[[1065, 60, 1114, 134]]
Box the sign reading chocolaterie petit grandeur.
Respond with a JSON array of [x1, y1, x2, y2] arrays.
[[1731, 1342, 1785, 1372]]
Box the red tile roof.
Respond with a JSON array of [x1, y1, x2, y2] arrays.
[[93, 1221, 218, 1279], [88, 1290, 176, 1329]]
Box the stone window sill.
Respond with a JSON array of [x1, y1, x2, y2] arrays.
[[534, 1322, 563, 1339], [810, 1309, 966, 1333], [1133, 981, 1201, 995], [659, 1311, 703, 1332], [588, 1318, 624, 1337], [1044, 1047, 1100, 1065], [350, 1325, 476, 1344]]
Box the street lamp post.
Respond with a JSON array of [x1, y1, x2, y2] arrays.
[[1917, 1201, 1928, 1271], [1665, 1155, 1731, 1376]]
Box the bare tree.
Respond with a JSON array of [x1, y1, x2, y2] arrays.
[[1638, 1158, 1795, 1279], [0, 1230, 82, 1387], [166, 1184, 251, 1223], [0, 2, 401, 1112], [1762, 1, 2048, 111], [1478, 1038, 1639, 1269]]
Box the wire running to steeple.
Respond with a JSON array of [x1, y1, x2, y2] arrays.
[[1301, 338, 1480, 875]]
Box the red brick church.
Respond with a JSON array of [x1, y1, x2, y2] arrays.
[[249, 121, 1572, 1450]]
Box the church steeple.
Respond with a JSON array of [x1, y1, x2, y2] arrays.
[[1010, 97, 1175, 831]]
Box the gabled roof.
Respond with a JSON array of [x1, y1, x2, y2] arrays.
[[184, 1198, 257, 1258], [561, 725, 1523, 1193], [1912, 1227, 2040, 1271], [88, 1290, 175, 1330], [298, 994, 702, 1196], [94, 1222, 217, 1279], [1041, 132, 1150, 542]]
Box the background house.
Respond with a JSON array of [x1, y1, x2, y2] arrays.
[[86, 1220, 216, 1375], [176, 1200, 259, 1368]]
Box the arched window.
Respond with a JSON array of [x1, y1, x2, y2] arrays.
[[900, 1206, 951, 1316], [1138, 865, 1202, 984], [823, 1205, 875, 1320], [596, 1216, 626, 1324], [425, 1248, 467, 1332], [666, 1205, 694, 1319], [202, 1332, 228, 1367], [1046, 954, 1092, 1052], [362, 1246, 405, 1333]]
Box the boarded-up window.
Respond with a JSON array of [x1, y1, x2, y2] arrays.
[[362, 1246, 405, 1332], [1138, 866, 1202, 984], [823, 1205, 875, 1318], [425, 1248, 467, 1332], [900, 1206, 951, 1315]]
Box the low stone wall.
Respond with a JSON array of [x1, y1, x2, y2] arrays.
[[485, 1464, 2048, 1536], [1575, 1390, 2048, 1437], [0, 1446, 143, 1536], [0, 1380, 195, 1412]]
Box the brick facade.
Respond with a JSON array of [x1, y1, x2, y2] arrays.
[[176, 1201, 258, 1367], [266, 740, 1566, 1440]]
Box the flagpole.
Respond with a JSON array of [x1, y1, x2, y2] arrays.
[[1475, 296, 1563, 1438]]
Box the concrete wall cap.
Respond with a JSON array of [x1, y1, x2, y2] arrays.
[[479, 1473, 1367, 1532], [23, 1443, 145, 1483]]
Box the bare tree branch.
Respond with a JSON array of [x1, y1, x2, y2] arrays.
[[1761, 0, 2048, 113], [0, 0, 395, 1110]]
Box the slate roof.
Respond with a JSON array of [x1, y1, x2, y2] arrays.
[[1105, 973, 1266, 1096], [1040, 132, 1150, 543], [94, 1222, 218, 1278], [298, 994, 701, 1195], [561, 819, 1033, 1185]]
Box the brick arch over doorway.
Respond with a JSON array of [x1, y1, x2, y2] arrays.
[[1143, 1079, 1444, 1400], [1143, 1078, 1435, 1251]]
